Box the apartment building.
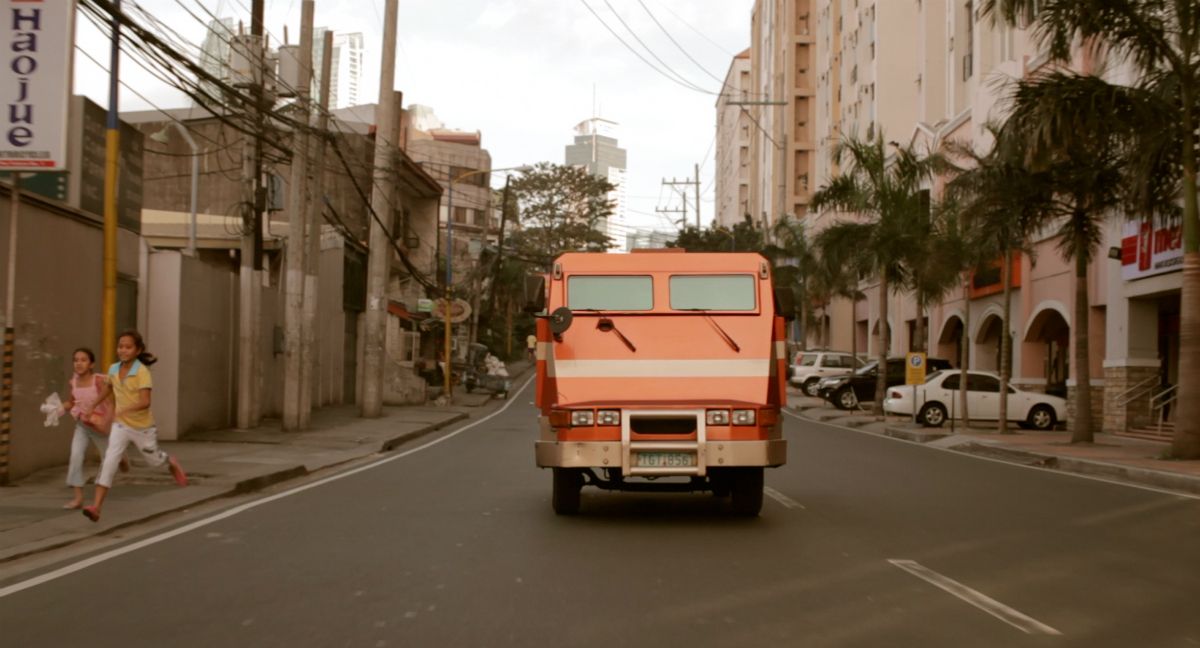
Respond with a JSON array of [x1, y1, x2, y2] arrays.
[[778, 1, 1178, 436], [714, 49, 752, 228], [747, 0, 818, 233]]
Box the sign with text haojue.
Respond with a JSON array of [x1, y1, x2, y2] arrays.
[[1, 0, 75, 171]]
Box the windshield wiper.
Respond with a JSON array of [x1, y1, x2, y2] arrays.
[[576, 309, 637, 352], [679, 309, 740, 352]]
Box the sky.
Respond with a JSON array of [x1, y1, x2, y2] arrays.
[[73, 0, 756, 238]]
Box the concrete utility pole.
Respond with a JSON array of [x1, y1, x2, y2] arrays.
[[1, 173, 20, 484], [694, 163, 701, 227], [101, 0, 122, 368], [282, 0, 313, 430], [361, 0, 399, 418], [663, 176, 699, 226], [300, 29, 333, 427], [238, 0, 266, 429]]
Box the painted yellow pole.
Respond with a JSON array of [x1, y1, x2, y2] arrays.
[[101, 0, 123, 368]]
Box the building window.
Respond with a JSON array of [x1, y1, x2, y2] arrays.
[[454, 206, 467, 223]]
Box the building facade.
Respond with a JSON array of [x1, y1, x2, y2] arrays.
[[739, 1, 1179, 436], [747, 0, 818, 234], [564, 117, 628, 247], [714, 49, 752, 228]]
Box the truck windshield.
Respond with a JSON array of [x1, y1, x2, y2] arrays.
[[669, 275, 756, 311], [567, 275, 653, 311]]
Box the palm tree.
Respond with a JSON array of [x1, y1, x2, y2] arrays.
[[944, 124, 1057, 433], [1000, 74, 1128, 443], [983, 0, 1200, 454], [766, 216, 819, 350], [811, 133, 943, 415]]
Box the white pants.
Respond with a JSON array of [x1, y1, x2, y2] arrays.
[[66, 423, 108, 488], [98, 421, 168, 488]]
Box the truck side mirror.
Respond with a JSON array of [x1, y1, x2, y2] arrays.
[[523, 276, 547, 314], [773, 286, 796, 321]]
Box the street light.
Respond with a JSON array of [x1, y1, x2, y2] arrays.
[[443, 164, 531, 402]]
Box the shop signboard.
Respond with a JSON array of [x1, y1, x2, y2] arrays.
[[0, 0, 74, 171], [1121, 215, 1183, 281]]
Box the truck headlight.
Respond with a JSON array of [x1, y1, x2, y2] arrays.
[[596, 410, 620, 426], [570, 410, 594, 426], [732, 409, 756, 425], [705, 409, 730, 425]]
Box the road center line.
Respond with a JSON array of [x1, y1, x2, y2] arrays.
[[763, 486, 804, 509], [888, 559, 1062, 635], [0, 375, 536, 600]]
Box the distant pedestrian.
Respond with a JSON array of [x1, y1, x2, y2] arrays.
[[526, 334, 537, 361], [59, 348, 127, 510], [81, 330, 188, 523]]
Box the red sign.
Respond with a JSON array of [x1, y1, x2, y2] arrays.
[[1121, 216, 1182, 280]]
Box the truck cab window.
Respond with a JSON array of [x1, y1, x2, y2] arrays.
[[669, 275, 757, 311], [567, 276, 653, 311]]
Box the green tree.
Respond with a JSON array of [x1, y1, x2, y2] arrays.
[[982, 0, 1200, 457], [667, 220, 763, 253], [944, 124, 1056, 433], [764, 216, 820, 348], [811, 133, 944, 415], [507, 163, 615, 268]]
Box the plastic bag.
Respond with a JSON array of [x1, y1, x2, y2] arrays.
[[40, 393, 63, 427]]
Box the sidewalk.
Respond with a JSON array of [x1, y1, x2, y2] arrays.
[[0, 362, 531, 564], [787, 390, 1200, 497]]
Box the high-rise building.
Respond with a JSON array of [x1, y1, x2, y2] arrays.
[[564, 117, 628, 248], [330, 33, 364, 109], [715, 49, 752, 228], [747, 0, 818, 233]]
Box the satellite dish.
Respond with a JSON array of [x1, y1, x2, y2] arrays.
[[549, 307, 574, 335]]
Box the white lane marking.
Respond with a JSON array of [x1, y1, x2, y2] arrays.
[[0, 375, 536, 600], [763, 486, 804, 509], [888, 559, 1062, 635], [782, 409, 1200, 502]]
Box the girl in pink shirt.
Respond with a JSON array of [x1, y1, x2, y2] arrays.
[[59, 348, 126, 509]]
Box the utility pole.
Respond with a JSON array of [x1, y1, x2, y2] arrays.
[[362, 0, 399, 418], [300, 29, 333, 427], [662, 176, 699, 226], [1, 173, 20, 484], [237, 0, 266, 429], [101, 0, 122, 368], [282, 1, 313, 430], [485, 175, 511, 319]]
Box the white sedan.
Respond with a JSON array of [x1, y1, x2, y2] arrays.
[[883, 370, 1066, 430]]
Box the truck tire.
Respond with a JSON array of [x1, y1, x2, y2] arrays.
[[551, 468, 583, 515], [730, 468, 764, 517]]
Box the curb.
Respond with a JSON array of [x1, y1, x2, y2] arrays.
[[380, 412, 469, 452]]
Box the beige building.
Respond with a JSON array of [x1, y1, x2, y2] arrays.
[[747, 0, 818, 233], [714, 49, 752, 228], [765, 1, 1178, 436]]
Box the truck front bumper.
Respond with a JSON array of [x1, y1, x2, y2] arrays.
[[535, 439, 787, 472]]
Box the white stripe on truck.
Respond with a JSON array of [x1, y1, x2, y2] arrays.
[[550, 359, 769, 378]]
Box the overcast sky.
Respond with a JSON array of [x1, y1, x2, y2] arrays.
[[74, 0, 754, 236]]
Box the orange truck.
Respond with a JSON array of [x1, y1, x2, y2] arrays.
[[528, 251, 792, 516]]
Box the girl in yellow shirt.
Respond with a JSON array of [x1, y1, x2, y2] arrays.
[[82, 330, 188, 523]]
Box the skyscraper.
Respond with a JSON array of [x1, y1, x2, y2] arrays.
[[197, 17, 235, 104], [329, 33, 364, 109], [564, 117, 627, 249]]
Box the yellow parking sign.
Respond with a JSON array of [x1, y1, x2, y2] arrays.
[[905, 352, 927, 385]]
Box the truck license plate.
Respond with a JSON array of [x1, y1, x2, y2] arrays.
[[634, 452, 696, 468]]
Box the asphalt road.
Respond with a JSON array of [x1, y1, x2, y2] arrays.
[[2, 379, 1199, 647]]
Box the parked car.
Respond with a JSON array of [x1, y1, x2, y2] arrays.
[[818, 356, 954, 410], [883, 370, 1066, 430], [789, 350, 865, 396]]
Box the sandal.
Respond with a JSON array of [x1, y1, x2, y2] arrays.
[[168, 456, 188, 487], [63, 501, 83, 510], [82, 506, 100, 522]]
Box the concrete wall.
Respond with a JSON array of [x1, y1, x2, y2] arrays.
[[0, 188, 141, 479]]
